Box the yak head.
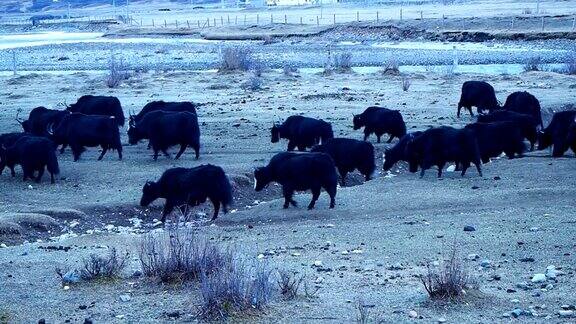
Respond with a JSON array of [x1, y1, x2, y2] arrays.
[[127, 123, 143, 145], [352, 114, 364, 130], [270, 123, 281, 143], [253, 167, 271, 192], [537, 130, 552, 151], [140, 181, 160, 207]]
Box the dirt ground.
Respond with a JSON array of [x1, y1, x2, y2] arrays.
[[0, 66, 575, 322]]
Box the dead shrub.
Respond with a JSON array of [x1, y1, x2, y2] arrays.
[[80, 248, 129, 280], [219, 47, 253, 72], [402, 77, 412, 91], [283, 65, 299, 76], [241, 73, 263, 91], [563, 55, 576, 75], [197, 259, 274, 320], [420, 246, 471, 300], [139, 229, 232, 283], [277, 270, 304, 300], [106, 56, 130, 88], [523, 57, 542, 72], [356, 299, 371, 323], [382, 59, 400, 75]]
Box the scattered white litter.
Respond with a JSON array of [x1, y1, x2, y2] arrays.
[[446, 165, 456, 172]]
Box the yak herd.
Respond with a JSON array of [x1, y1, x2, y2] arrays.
[[1, 81, 575, 222]]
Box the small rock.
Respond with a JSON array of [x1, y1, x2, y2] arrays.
[[351, 249, 363, 254], [480, 260, 492, 268], [387, 263, 404, 270], [257, 254, 265, 259], [313, 260, 323, 267], [341, 250, 349, 255], [463, 225, 476, 232], [408, 310, 418, 318], [511, 309, 523, 318], [315, 277, 324, 284], [467, 253, 480, 261], [529, 227, 539, 232], [502, 312, 511, 318], [132, 270, 142, 278], [511, 299, 520, 303], [63, 285, 70, 290], [119, 294, 131, 302], [561, 305, 576, 310], [0, 243, 7, 248], [516, 282, 530, 290], [520, 257, 535, 262], [559, 310, 574, 317], [437, 317, 446, 323], [531, 273, 547, 283]]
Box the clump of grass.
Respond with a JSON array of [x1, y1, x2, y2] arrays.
[[139, 229, 232, 283], [382, 59, 400, 75], [401, 76, 412, 91], [219, 47, 253, 72], [523, 57, 542, 72], [420, 247, 471, 300], [106, 56, 130, 88], [283, 65, 299, 77], [197, 260, 274, 320], [241, 72, 263, 91], [563, 55, 576, 75], [324, 51, 353, 74]]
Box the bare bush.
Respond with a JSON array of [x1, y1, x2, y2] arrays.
[[80, 248, 129, 281], [198, 260, 274, 320], [106, 56, 130, 88], [219, 47, 253, 72], [523, 57, 542, 72], [563, 56, 576, 75], [522, 8, 532, 14], [277, 270, 304, 300], [382, 59, 400, 75], [283, 65, 299, 77], [356, 299, 371, 323], [420, 247, 471, 300], [402, 77, 412, 91], [333, 52, 353, 72], [241, 73, 263, 91], [139, 229, 232, 283]]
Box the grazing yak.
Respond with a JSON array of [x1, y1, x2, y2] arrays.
[[52, 114, 122, 161], [130, 101, 197, 124], [457, 81, 499, 117], [66, 95, 125, 127], [311, 138, 375, 185], [17, 107, 70, 136], [464, 122, 525, 163], [477, 110, 539, 151], [128, 111, 200, 160], [140, 165, 232, 222], [501, 91, 543, 129], [566, 119, 576, 155], [353, 107, 406, 143], [0, 136, 59, 183], [383, 131, 423, 171], [0, 132, 30, 176], [254, 152, 338, 210], [405, 126, 483, 178], [538, 110, 576, 157], [271, 115, 333, 151]]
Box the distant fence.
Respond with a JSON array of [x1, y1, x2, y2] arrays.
[[2, 9, 576, 32]]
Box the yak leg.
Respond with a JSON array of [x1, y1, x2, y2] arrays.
[[287, 141, 296, 151], [308, 186, 321, 210], [363, 130, 370, 142], [50, 170, 55, 184], [468, 106, 474, 117], [175, 144, 187, 159], [35, 166, 45, 183], [210, 198, 221, 221], [437, 162, 445, 178], [152, 148, 160, 161], [59, 144, 67, 154], [98, 145, 109, 161], [193, 144, 200, 160], [325, 184, 336, 209], [282, 186, 296, 209], [457, 104, 462, 118], [387, 135, 394, 143], [10, 166, 16, 177], [161, 200, 176, 222]]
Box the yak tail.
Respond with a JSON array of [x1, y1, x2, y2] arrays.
[[219, 174, 234, 214], [47, 151, 60, 176]]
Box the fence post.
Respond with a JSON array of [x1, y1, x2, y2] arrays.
[[152, 19, 154, 27], [213, 18, 216, 26], [420, 10, 423, 20], [257, 14, 259, 24], [356, 11, 359, 22], [511, 17, 514, 30], [197, 20, 200, 28], [333, 14, 336, 25], [235, 16, 238, 25], [228, 15, 230, 24], [207, 18, 210, 27], [244, 15, 247, 25], [285, 14, 287, 24], [316, 16, 319, 26], [376, 11, 379, 22], [271, 14, 273, 24], [300, 17, 303, 25], [164, 19, 167, 27], [176, 20, 178, 28], [541, 16, 544, 31], [187, 20, 190, 28], [573, 16, 576, 31], [140, 18, 142, 26], [536, 0, 540, 14], [400, 8, 403, 21], [221, 16, 223, 25]]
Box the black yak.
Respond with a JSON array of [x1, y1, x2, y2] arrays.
[[0, 136, 59, 183], [477, 110, 539, 151], [66, 95, 125, 127], [140, 165, 232, 222], [271, 115, 333, 151], [538, 110, 576, 157], [383, 131, 423, 171], [457, 81, 498, 117], [128, 111, 200, 160], [405, 126, 482, 178], [464, 121, 525, 163], [352, 107, 406, 143], [254, 152, 338, 209], [0, 132, 30, 176], [130, 101, 197, 124], [52, 113, 122, 161], [311, 138, 375, 185]]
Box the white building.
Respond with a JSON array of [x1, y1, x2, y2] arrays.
[[267, 0, 339, 6]]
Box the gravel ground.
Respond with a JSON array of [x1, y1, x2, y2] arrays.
[[0, 66, 575, 322]]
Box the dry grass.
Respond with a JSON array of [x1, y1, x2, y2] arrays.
[[277, 270, 304, 300], [106, 56, 130, 88], [402, 77, 412, 91], [382, 59, 400, 76], [523, 57, 542, 72], [80, 248, 129, 281], [219, 47, 253, 72], [420, 246, 472, 300], [356, 299, 371, 323]]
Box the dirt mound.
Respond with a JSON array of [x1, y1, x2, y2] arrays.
[[29, 208, 87, 221], [0, 212, 60, 232]]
